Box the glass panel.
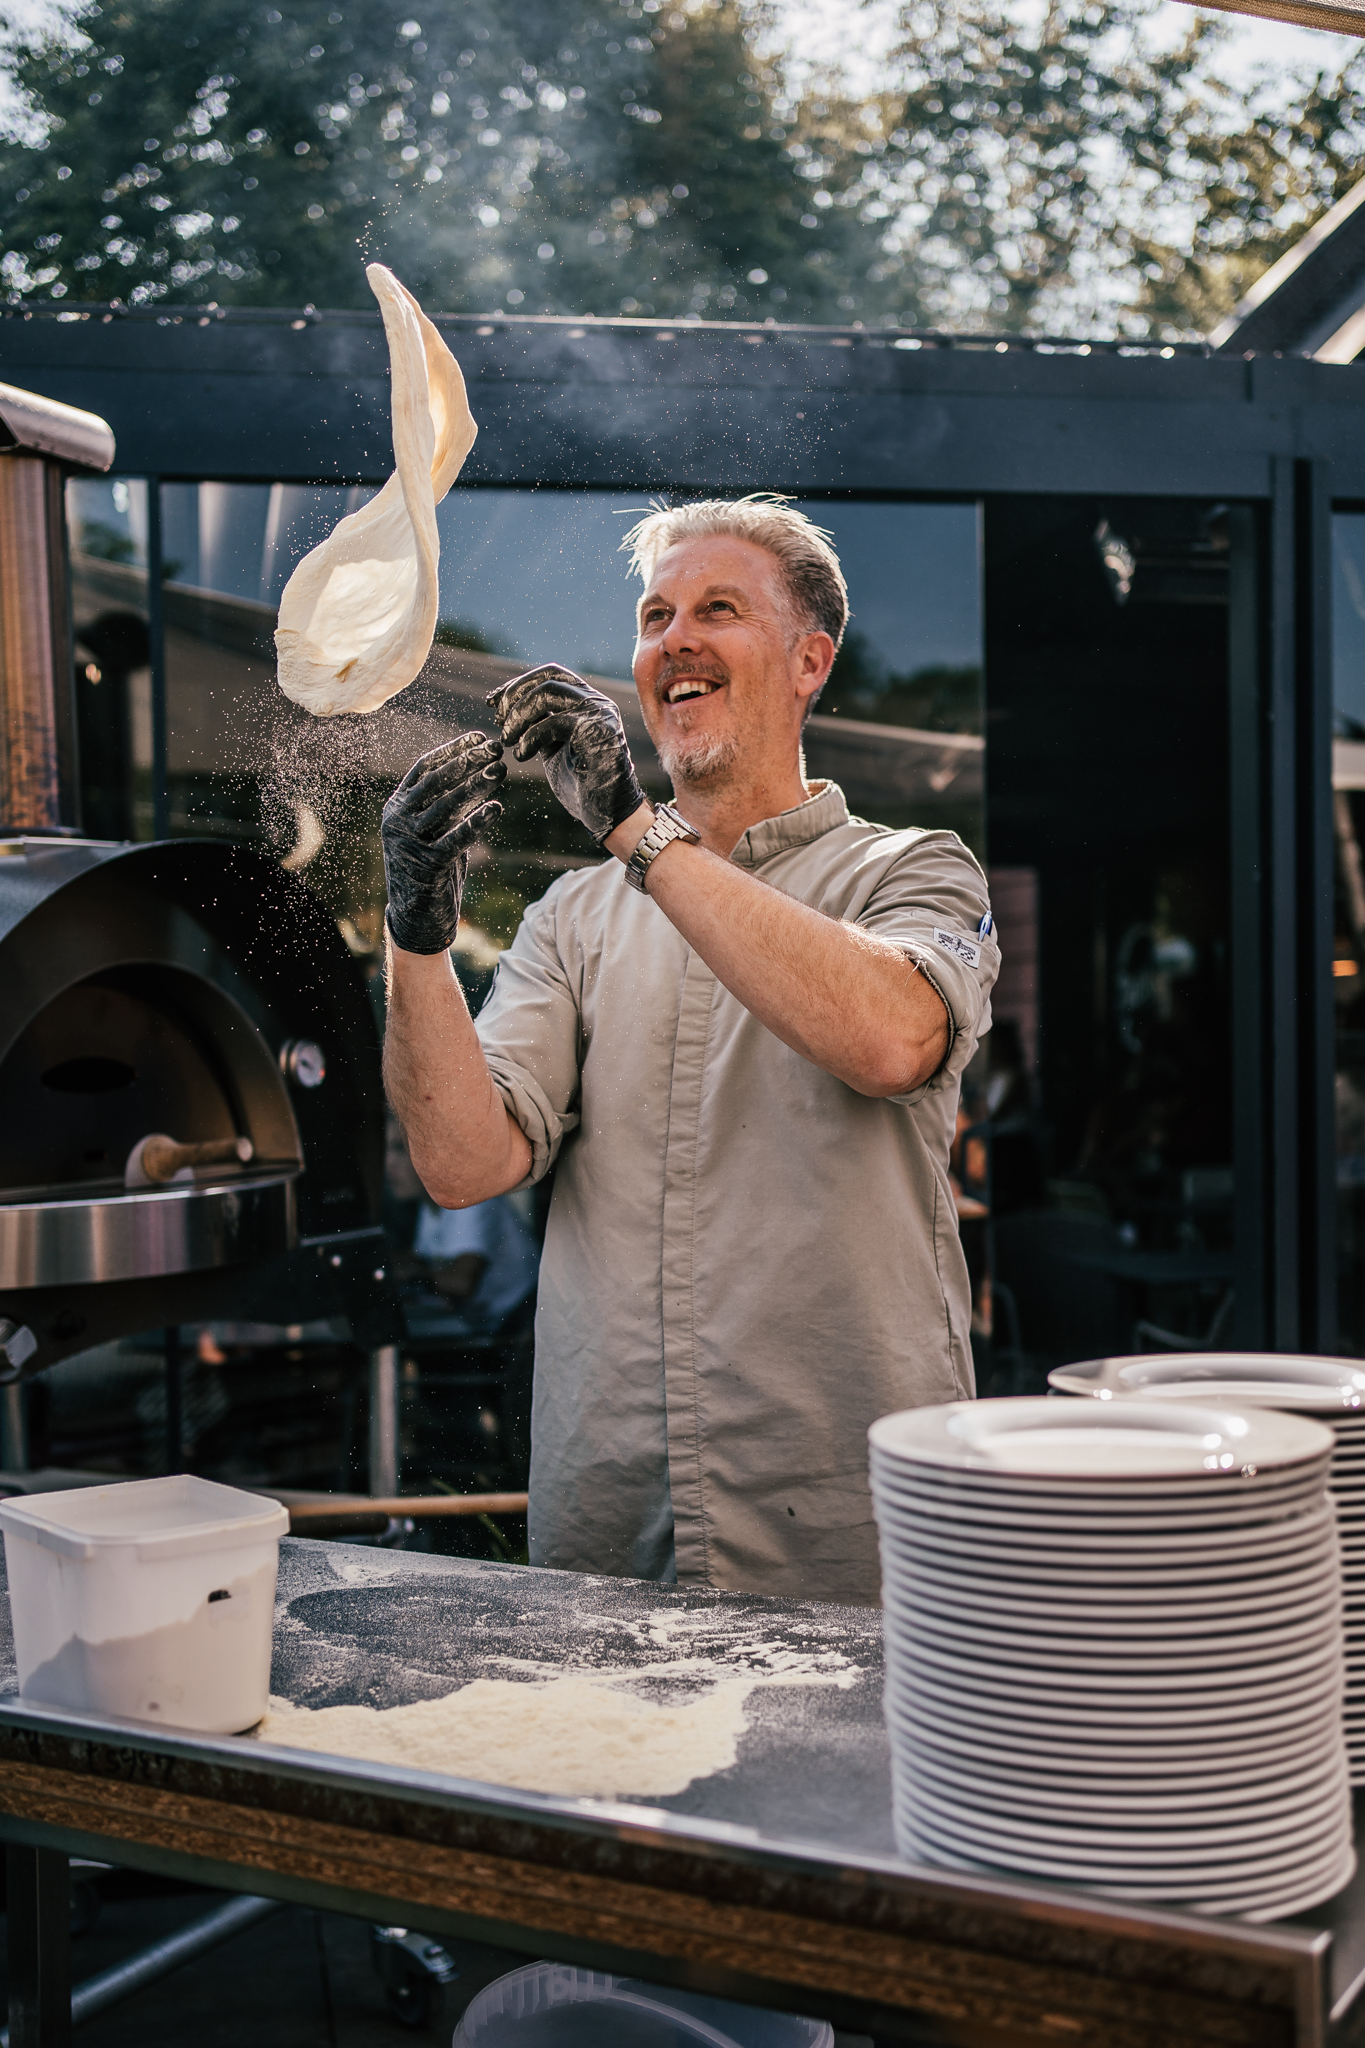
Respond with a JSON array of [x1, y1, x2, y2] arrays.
[[155, 480, 984, 1487], [433, 488, 642, 677], [1332, 514, 1365, 1353], [977, 497, 1234, 1391], [812, 501, 983, 731], [159, 480, 377, 853], [66, 476, 152, 840], [429, 495, 986, 856], [158, 482, 985, 936], [803, 499, 983, 858]]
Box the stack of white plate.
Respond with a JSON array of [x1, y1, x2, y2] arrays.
[[1049, 1353, 1365, 1787], [870, 1397, 1354, 1920]]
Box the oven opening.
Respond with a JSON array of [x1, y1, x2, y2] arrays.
[[42, 1057, 137, 1094], [0, 962, 301, 1201]]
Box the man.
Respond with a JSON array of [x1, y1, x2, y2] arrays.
[[382, 495, 998, 1605]]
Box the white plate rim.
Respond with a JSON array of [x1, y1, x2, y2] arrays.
[[869, 1396, 1334, 1480], [1046, 1352, 1365, 1410]]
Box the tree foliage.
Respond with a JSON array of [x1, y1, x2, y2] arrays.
[[0, 0, 879, 318], [862, 0, 1365, 336], [2, 0, 1365, 335]]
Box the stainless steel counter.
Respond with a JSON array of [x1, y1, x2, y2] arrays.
[[0, 1537, 1360, 2046]]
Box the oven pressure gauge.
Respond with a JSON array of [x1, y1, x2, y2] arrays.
[[279, 1039, 326, 1088]]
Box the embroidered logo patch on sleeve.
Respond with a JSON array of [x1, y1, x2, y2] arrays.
[[933, 927, 982, 969]]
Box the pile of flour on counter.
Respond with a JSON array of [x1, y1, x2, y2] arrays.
[[254, 1600, 863, 1798], [256, 1673, 753, 1797]]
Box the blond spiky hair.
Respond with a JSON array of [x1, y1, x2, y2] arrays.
[[619, 493, 848, 650]]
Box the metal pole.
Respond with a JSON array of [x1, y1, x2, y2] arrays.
[[70, 1895, 279, 2031], [1, 1382, 27, 1472], [163, 1325, 183, 1475], [0, 1893, 279, 2046], [145, 475, 168, 841], [368, 1344, 399, 1498], [1228, 501, 1271, 1349], [1298, 458, 1337, 1354], [6, 1845, 70, 2048]]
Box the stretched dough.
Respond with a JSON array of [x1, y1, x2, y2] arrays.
[[274, 263, 476, 716]]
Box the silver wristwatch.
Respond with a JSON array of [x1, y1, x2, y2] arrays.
[[622, 801, 700, 892]]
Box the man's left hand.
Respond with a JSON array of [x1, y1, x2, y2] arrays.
[[487, 665, 645, 843]]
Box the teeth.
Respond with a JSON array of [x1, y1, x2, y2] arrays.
[[666, 680, 717, 703]]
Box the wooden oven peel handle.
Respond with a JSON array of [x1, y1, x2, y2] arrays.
[[127, 1135, 255, 1186]]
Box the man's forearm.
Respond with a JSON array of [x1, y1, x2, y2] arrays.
[[384, 942, 532, 1206], [607, 811, 949, 1097]]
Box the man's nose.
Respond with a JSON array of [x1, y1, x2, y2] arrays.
[[660, 610, 701, 656]]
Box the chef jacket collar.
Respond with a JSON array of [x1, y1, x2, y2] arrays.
[[727, 779, 850, 869]]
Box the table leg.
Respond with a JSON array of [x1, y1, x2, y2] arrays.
[[164, 1324, 183, 1475], [368, 1345, 399, 1497], [6, 1845, 70, 2048], [0, 1384, 26, 1472]]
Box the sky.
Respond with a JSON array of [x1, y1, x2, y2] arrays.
[[778, 0, 1361, 89], [1, 0, 1358, 146], [1194, 7, 1358, 82], [2, 0, 1360, 250], [1, 0, 1359, 113]]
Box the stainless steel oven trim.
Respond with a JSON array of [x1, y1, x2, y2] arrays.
[[0, 1172, 298, 1288]]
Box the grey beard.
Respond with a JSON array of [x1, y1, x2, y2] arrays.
[[656, 728, 740, 788]]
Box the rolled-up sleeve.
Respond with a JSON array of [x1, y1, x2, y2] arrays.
[[853, 831, 1000, 1104], [474, 890, 584, 1184]]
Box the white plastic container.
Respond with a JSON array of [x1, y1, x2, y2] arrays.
[[453, 1964, 834, 2048], [0, 1475, 289, 1734]]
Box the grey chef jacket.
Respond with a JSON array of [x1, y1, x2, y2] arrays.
[[474, 780, 999, 1605]]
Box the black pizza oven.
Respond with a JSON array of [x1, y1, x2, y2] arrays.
[[0, 381, 396, 1382]]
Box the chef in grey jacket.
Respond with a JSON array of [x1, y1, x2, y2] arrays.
[[382, 495, 999, 1606]]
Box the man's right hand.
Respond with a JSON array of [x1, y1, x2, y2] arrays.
[[486, 665, 645, 843], [382, 732, 506, 954]]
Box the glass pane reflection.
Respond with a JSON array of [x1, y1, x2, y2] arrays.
[[149, 481, 986, 932], [77, 477, 985, 1475], [66, 476, 152, 840], [1333, 514, 1365, 1353], [975, 496, 1234, 1392]]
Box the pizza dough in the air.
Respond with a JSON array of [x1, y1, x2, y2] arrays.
[[274, 263, 476, 716]]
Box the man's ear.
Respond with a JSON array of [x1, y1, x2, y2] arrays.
[[795, 631, 835, 708]]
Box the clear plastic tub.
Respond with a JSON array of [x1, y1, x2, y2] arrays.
[[452, 1964, 834, 2048], [0, 1474, 289, 1733]]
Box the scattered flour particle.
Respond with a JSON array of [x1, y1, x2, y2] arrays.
[[255, 1674, 753, 1798]]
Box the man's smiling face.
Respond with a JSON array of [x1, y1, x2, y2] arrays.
[[632, 534, 829, 791]]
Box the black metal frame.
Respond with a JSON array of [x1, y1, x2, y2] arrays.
[[6, 1846, 71, 2048], [5, 306, 1362, 1354]]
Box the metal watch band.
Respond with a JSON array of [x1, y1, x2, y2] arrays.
[[622, 802, 700, 892]]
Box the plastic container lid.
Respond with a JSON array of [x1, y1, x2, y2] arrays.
[[0, 1474, 289, 1562], [453, 1965, 833, 2048]]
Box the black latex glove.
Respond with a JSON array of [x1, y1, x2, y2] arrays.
[[486, 665, 645, 843], [382, 732, 506, 954]]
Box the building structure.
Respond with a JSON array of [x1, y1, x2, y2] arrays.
[[1213, 175, 1365, 363], [2, 302, 1360, 1383]]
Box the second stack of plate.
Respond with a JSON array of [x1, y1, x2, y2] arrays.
[[870, 1396, 1353, 1919], [1050, 1353, 1365, 1785]]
